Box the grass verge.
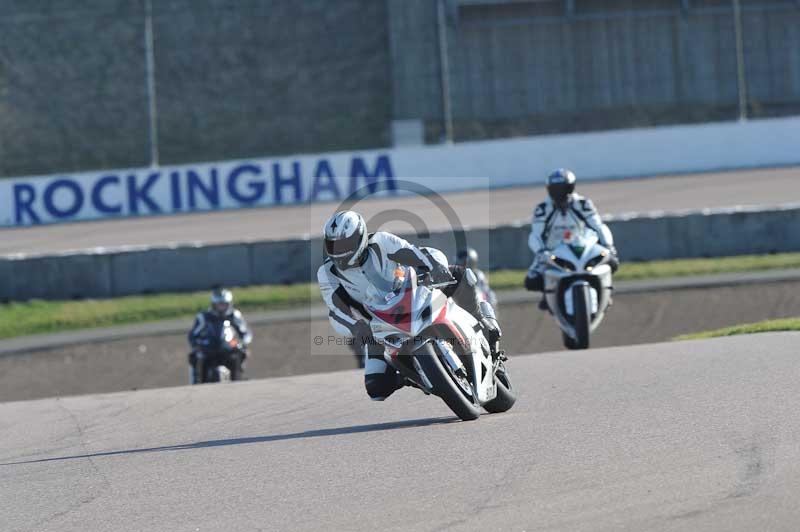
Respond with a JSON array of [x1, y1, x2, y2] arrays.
[[0, 285, 314, 341], [675, 317, 800, 341], [3, 252, 800, 341]]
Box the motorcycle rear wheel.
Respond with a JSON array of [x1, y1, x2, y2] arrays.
[[483, 361, 517, 413]]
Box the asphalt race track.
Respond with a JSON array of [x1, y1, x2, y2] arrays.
[[3, 333, 800, 532], [2, 278, 800, 403], [2, 166, 799, 255]]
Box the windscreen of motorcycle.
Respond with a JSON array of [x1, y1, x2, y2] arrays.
[[569, 228, 598, 259], [363, 260, 410, 308]]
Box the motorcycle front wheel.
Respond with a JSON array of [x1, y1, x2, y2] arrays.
[[562, 331, 578, 350], [573, 283, 591, 349], [415, 342, 481, 421]]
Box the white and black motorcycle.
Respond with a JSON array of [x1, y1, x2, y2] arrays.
[[543, 228, 614, 350], [363, 265, 516, 421]]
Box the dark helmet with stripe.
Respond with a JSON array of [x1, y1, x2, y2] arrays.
[[546, 168, 576, 208]]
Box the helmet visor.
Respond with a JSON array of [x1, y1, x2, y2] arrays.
[[213, 302, 230, 315], [325, 226, 363, 258], [548, 182, 573, 205]]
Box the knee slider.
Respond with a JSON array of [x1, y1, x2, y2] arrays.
[[608, 254, 620, 273], [524, 274, 544, 291]]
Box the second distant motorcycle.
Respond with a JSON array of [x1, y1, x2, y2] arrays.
[[541, 227, 614, 350]]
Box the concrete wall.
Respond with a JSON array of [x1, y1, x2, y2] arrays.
[[0, 0, 391, 177], [476, 205, 800, 270], [2, 206, 799, 301], [2, 0, 799, 176], [152, 0, 392, 166], [0, 1, 149, 177], [390, 0, 800, 142]]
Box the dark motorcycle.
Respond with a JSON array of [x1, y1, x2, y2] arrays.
[[192, 319, 245, 383]]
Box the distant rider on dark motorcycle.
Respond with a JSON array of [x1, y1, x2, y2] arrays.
[[524, 169, 619, 301], [187, 288, 253, 383], [317, 210, 502, 401]]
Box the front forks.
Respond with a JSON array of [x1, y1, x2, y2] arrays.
[[492, 350, 508, 375]]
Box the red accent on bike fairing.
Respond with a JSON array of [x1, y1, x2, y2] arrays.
[[369, 286, 414, 333], [432, 299, 466, 348]]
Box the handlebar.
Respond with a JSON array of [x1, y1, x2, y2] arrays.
[[416, 271, 457, 289]]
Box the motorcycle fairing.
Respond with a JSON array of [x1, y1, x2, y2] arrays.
[[365, 268, 498, 405]]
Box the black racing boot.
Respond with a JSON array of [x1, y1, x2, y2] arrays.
[[189, 365, 200, 385], [188, 352, 201, 384]]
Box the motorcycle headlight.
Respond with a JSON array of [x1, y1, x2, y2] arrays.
[[550, 255, 575, 272], [585, 251, 609, 271]]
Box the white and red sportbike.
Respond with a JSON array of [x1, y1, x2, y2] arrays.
[[363, 265, 516, 421], [543, 227, 614, 350]]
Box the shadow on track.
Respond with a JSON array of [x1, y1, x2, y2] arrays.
[[2, 416, 458, 466]]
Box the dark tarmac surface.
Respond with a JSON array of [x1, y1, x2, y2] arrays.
[[3, 332, 800, 531], [2, 166, 799, 256], [2, 279, 799, 402]]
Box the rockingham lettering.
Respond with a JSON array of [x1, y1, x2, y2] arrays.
[[3, 153, 396, 226]]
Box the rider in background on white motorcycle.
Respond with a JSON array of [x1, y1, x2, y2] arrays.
[[318, 210, 502, 401], [455, 247, 498, 309], [524, 169, 619, 301], [187, 287, 253, 383]]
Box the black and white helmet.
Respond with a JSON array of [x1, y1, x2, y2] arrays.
[[210, 287, 233, 316], [546, 168, 576, 208], [323, 210, 368, 270]]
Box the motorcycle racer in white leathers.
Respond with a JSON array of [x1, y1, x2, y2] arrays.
[[317, 210, 502, 401], [524, 169, 619, 294]]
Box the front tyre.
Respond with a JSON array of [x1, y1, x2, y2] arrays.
[[572, 283, 591, 350], [562, 331, 578, 350], [230, 353, 243, 381], [483, 360, 517, 413], [415, 343, 481, 421]]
